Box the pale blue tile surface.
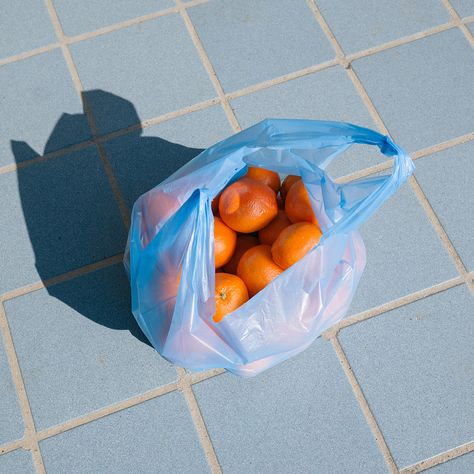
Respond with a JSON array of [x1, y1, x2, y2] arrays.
[[450, 0, 474, 17], [0, 450, 35, 474], [426, 452, 474, 473], [40, 392, 209, 473], [317, 0, 450, 53], [348, 181, 458, 315], [339, 285, 474, 468], [189, 0, 334, 91], [193, 338, 387, 473], [4, 265, 177, 430], [0, 0, 56, 59], [105, 105, 232, 207], [414, 142, 474, 271], [0, 50, 91, 168], [0, 338, 24, 445], [52, 0, 173, 37], [70, 15, 215, 135], [352, 29, 474, 152], [231, 66, 386, 179], [0, 146, 126, 294]]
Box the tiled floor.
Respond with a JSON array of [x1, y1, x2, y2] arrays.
[[0, 1, 473, 473]]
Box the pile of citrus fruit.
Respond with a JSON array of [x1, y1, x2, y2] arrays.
[[213, 167, 322, 323]]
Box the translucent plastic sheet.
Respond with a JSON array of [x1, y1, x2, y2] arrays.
[[125, 119, 414, 376]]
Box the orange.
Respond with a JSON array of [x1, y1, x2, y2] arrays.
[[237, 245, 283, 296], [219, 177, 278, 233], [280, 175, 301, 201], [258, 210, 292, 245], [285, 179, 319, 225], [271, 222, 322, 269], [223, 234, 259, 274], [213, 273, 249, 323], [246, 167, 280, 193], [214, 217, 237, 268]]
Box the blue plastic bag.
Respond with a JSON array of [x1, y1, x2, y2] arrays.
[[125, 119, 414, 376]]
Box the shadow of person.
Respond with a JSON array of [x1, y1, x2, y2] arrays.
[[11, 90, 204, 347]]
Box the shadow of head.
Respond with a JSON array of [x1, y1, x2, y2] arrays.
[[11, 89, 204, 346]]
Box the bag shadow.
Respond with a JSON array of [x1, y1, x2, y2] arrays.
[[11, 90, 203, 347]]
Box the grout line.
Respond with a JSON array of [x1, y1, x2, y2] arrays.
[[225, 59, 339, 100], [44, 0, 131, 229], [400, 441, 474, 473], [408, 176, 474, 294], [98, 97, 221, 142], [0, 367, 225, 458], [335, 160, 394, 184], [176, 368, 222, 474], [347, 22, 456, 61], [0, 254, 123, 303], [0, 140, 95, 176], [464, 15, 474, 24], [175, 0, 241, 132], [35, 382, 179, 441], [0, 439, 28, 456], [323, 276, 464, 338], [330, 336, 398, 473], [0, 43, 60, 67], [410, 131, 474, 159], [305, 0, 391, 134], [0, 303, 46, 472], [189, 368, 226, 385], [442, 0, 474, 47], [65, 6, 180, 45]]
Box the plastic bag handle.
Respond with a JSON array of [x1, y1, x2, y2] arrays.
[[319, 131, 414, 237]]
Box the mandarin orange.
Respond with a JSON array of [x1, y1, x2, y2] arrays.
[[219, 177, 278, 233], [214, 217, 237, 268], [246, 167, 281, 192], [285, 179, 319, 225], [271, 222, 322, 269], [280, 175, 301, 201], [213, 273, 249, 323], [237, 245, 283, 296]]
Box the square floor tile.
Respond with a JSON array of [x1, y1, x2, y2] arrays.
[[0, 1, 57, 59], [4, 264, 177, 430], [414, 141, 474, 271], [0, 336, 24, 444], [70, 15, 215, 135], [0, 450, 35, 474], [105, 105, 232, 207], [231, 67, 387, 179], [0, 146, 126, 294], [189, 0, 334, 92], [317, 0, 450, 54], [0, 50, 91, 168], [52, 0, 173, 37], [352, 29, 474, 152], [426, 452, 474, 473], [40, 391, 209, 473], [339, 285, 474, 468], [348, 181, 458, 315], [450, 0, 474, 17], [193, 337, 387, 473]]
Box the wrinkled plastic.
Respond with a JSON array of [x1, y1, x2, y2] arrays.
[[125, 119, 414, 376]]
